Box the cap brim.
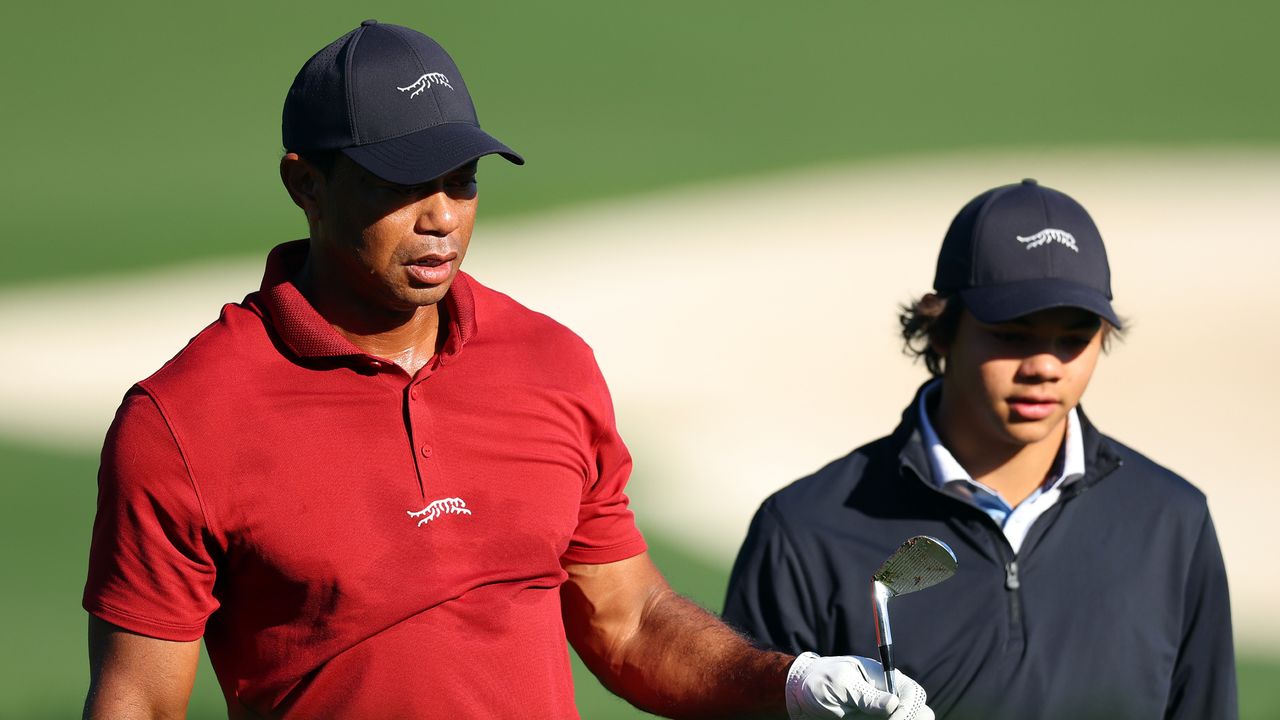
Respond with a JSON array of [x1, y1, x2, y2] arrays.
[[959, 278, 1122, 329], [342, 122, 523, 185]]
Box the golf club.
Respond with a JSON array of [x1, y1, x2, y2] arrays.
[[872, 535, 958, 694]]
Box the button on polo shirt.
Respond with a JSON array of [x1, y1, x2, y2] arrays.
[[84, 240, 646, 718]]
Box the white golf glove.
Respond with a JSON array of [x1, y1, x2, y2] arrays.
[[785, 652, 933, 720]]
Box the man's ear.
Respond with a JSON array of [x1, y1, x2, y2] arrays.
[[923, 292, 951, 359], [280, 153, 323, 223], [928, 335, 949, 362], [929, 340, 949, 373]]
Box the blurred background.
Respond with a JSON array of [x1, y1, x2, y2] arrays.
[[2, 1, 1277, 717]]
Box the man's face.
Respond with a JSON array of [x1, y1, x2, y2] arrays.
[[938, 307, 1104, 449], [308, 155, 479, 314]]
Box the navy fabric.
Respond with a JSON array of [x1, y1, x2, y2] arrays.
[[342, 122, 520, 186], [346, 23, 475, 142], [724, 385, 1236, 720], [933, 180, 1120, 328], [282, 20, 523, 184], [282, 29, 359, 153], [960, 278, 1121, 327]]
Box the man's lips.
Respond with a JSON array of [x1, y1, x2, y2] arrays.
[[1007, 396, 1060, 420], [405, 253, 457, 285]]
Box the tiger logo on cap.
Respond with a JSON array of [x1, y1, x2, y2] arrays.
[[1017, 229, 1079, 252], [397, 72, 454, 98]]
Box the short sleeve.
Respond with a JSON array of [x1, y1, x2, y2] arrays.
[[82, 387, 219, 641], [723, 499, 821, 654], [560, 358, 647, 565]]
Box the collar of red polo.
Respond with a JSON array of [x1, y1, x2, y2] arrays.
[[257, 239, 477, 362]]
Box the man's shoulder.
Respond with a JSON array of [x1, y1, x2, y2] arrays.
[[1098, 432, 1208, 509], [763, 433, 901, 520], [466, 274, 597, 361], [137, 294, 270, 396]]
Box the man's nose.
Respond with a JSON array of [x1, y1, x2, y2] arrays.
[[1019, 350, 1065, 381], [413, 190, 461, 237]]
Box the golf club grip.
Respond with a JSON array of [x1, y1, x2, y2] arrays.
[[878, 644, 896, 695]]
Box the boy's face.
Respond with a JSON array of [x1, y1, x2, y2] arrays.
[[938, 307, 1104, 450]]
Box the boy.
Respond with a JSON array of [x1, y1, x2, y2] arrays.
[[724, 179, 1237, 719]]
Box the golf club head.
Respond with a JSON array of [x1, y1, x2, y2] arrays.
[[871, 535, 957, 695], [873, 535, 958, 597]]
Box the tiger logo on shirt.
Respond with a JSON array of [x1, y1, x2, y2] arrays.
[[407, 497, 472, 527]]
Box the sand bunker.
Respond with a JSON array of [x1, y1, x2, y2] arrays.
[[3, 147, 1276, 647]]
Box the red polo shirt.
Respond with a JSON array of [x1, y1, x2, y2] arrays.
[[84, 240, 647, 718]]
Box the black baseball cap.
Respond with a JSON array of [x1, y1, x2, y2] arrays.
[[934, 179, 1121, 328], [282, 19, 523, 185]]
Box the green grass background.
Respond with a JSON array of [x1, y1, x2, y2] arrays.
[[2, 0, 1278, 717], [2, 0, 1278, 287]]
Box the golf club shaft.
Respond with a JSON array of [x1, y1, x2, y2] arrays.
[[872, 581, 897, 695], [879, 643, 896, 695]]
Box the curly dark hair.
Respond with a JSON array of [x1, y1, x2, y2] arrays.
[[898, 294, 964, 376], [899, 294, 1124, 376]]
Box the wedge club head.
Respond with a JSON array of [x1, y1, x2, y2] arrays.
[[872, 535, 957, 694]]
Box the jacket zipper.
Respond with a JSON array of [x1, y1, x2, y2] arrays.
[[1005, 559, 1021, 629], [902, 465, 1026, 643], [898, 423, 1128, 655]]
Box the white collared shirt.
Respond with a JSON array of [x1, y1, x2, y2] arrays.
[[916, 380, 1085, 554]]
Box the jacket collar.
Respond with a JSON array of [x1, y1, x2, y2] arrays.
[[893, 380, 1122, 490]]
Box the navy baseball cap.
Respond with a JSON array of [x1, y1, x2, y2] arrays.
[[934, 179, 1122, 328], [283, 20, 523, 185]]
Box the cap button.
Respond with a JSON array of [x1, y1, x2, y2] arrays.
[[361, 19, 379, 26], [1022, 178, 1038, 186]]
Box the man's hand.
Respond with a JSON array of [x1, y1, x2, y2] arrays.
[[785, 652, 933, 720]]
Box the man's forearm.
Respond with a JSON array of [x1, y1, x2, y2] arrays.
[[586, 587, 793, 718]]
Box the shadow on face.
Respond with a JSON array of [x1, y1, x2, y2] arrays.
[[962, 307, 1104, 366], [320, 155, 479, 231]]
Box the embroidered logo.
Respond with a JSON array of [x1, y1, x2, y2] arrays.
[[407, 497, 472, 527], [1017, 228, 1079, 252], [397, 72, 454, 98]]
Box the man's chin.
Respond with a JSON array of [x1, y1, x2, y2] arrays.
[[400, 281, 454, 307], [1003, 416, 1066, 445]]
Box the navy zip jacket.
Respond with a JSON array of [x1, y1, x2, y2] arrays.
[[724, 387, 1236, 720]]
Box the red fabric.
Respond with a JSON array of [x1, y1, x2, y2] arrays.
[[84, 240, 647, 718]]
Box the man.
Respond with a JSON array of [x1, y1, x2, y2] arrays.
[[723, 179, 1237, 719], [82, 20, 935, 719]]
